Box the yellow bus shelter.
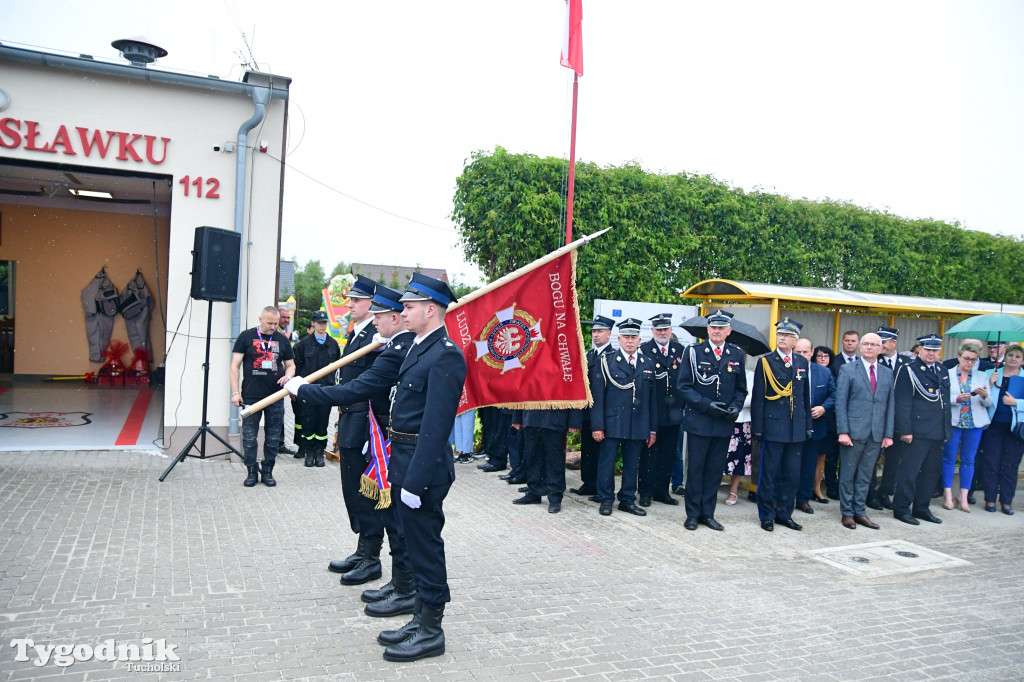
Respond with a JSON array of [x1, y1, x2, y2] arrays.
[[682, 279, 1024, 356]]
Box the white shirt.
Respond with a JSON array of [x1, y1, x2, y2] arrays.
[[843, 354, 857, 364], [860, 358, 878, 376], [351, 316, 373, 338], [594, 342, 611, 354]]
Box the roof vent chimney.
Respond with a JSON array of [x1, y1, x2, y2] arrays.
[[111, 36, 168, 67]]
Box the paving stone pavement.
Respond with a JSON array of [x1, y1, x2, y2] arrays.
[[0, 449, 1022, 681]]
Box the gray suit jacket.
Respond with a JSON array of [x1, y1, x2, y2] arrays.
[[836, 360, 894, 442]]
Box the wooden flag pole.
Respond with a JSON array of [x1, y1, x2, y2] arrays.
[[238, 340, 383, 418], [448, 227, 610, 313]]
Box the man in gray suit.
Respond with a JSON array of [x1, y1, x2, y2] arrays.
[[835, 332, 894, 529]]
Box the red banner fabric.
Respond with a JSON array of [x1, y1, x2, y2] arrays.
[[446, 251, 591, 414]]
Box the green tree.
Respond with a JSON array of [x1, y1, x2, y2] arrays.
[[293, 259, 328, 332], [452, 147, 1024, 313]]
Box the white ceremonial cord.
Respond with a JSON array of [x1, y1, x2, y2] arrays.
[[601, 353, 637, 404]]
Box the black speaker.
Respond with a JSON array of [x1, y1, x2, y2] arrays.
[[190, 226, 240, 302]]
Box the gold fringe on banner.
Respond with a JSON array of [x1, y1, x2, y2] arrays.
[[375, 488, 391, 510], [359, 474, 392, 509]]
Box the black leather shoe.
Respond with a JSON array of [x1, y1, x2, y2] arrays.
[[761, 520, 774, 532], [506, 476, 525, 485], [456, 453, 473, 463], [638, 496, 652, 507], [866, 497, 884, 511], [672, 485, 686, 496], [362, 580, 395, 603], [683, 517, 698, 531], [570, 485, 596, 495], [279, 443, 298, 455], [895, 513, 920, 525], [512, 495, 542, 505], [599, 502, 613, 516], [881, 495, 893, 510], [748, 490, 758, 503], [588, 495, 600, 503], [812, 494, 829, 504], [341, 556, 383, 585], [293, 448, 305, 459], [260, 461, 276, 487], [498, 473, 512, 480], [913, 510, 942, 524], [967, 493, 977, 505], [652, 494, 679, 506], [618, 502, 647, 516], [479, 463, 505, 473], [701, 517, 724, 531], [243, 465, 259, 487], [777, 518, 803, 531], [548, 500, 561, 514], [796, 502, 814, 514]]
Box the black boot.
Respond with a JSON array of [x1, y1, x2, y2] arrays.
[[304, 444, 315, 467], [362, 557, 398, 603], [260, 461, 276, 487], [341, 535, 383, 585], [328, 536, 365, 574], [243, 464, 259, 487], [292, 443, 304, 458], [382, 602, 445, 662], [314, 447, 325, 467], [377, 598, 421, 646], [365, 569, 416, 617]]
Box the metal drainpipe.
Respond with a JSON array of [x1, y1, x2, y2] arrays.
[[229, 85, 271, 435]]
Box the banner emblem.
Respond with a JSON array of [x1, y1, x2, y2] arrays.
[[474, 305, 544, 373]]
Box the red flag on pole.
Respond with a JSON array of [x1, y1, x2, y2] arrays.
[[445, 232, 608, 414], [560, 0, 584, 77]]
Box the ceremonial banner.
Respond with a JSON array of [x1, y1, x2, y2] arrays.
[[359, 403, 392, 509], [447, 249, 591, 414]]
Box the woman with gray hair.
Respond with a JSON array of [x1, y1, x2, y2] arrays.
[[942, 343, 992, 511]]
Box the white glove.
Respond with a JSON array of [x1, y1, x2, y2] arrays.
[[372, 332, 388, 345], [284, 376, 307, 396], [400, 488, 422, 509]]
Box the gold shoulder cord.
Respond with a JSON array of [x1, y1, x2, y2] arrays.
[[760, 356, 794, 417]]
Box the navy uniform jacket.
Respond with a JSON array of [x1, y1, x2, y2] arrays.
[[513, 408, 583, 432], [640, 338, 686, 426], [590, 348, 658, 440], [879, 353, 910, 375], [583, 345, 614, 426], [893, 357, 953, 441], [293, 333, 341, 387], [298, 331, 415, 428], [808, 363, 837, 441], [389, 326, 467, 496], [678, 340, 747, 438], [751, 351, 811, 443], [335, 320, 379, 449]]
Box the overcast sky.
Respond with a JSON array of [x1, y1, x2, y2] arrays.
[[6, 1, 1023, 287]]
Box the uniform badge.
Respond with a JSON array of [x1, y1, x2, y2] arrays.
[[472, 304, 544, 374], [785, 361, 792, 368], [704, 347, 709, 354]]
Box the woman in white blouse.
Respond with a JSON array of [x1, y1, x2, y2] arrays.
[[943, 343, 993, 511]]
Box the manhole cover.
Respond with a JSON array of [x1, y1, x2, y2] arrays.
[[803, 540, 971, 577]]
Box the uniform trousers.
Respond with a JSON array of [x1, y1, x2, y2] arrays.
[[392, 442, 453, 607], [339, 446, 366, 534], [507, 424, 525, 479], [597, 438, 643, 504], [796, 436, 826, 504], [240, 401, 283, 467], [640, 424, 681, 499], [892, 437, 943, 517], [839, 438, 882, 518], [578, 422, 599, 490], [298, 402, 332, 451], [684, 432, 729, 520], [756, 440, 802, 522], [523, 427, 567, 502], [874, 442, 902, 499], [484, 410, 513, 467], [822, 437, 840, 495]]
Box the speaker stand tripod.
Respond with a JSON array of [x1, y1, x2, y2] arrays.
[[160, 299, 241, 481]]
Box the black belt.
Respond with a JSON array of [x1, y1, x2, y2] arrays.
[[389, 429, 418, 445], [339, 402, 369, 414], [374, 413, 391, 429]]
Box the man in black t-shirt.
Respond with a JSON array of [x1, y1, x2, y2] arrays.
[[230, 306, 296, 487]]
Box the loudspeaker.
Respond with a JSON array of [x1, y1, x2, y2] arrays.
[[190, 226, 240, 302]]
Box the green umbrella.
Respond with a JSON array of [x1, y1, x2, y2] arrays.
[[944, 313, 1024, 342]]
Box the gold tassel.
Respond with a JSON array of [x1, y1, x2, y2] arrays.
[[359, 474, 380, 501], [376, 488, 392, 510]]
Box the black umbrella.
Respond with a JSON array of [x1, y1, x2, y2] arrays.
[[680, 315, 772, 356]]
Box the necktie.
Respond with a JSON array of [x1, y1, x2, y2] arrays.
[[714, 347, 722, 359], [870, 364, 877, 394], [885, 358, 893, 370]]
